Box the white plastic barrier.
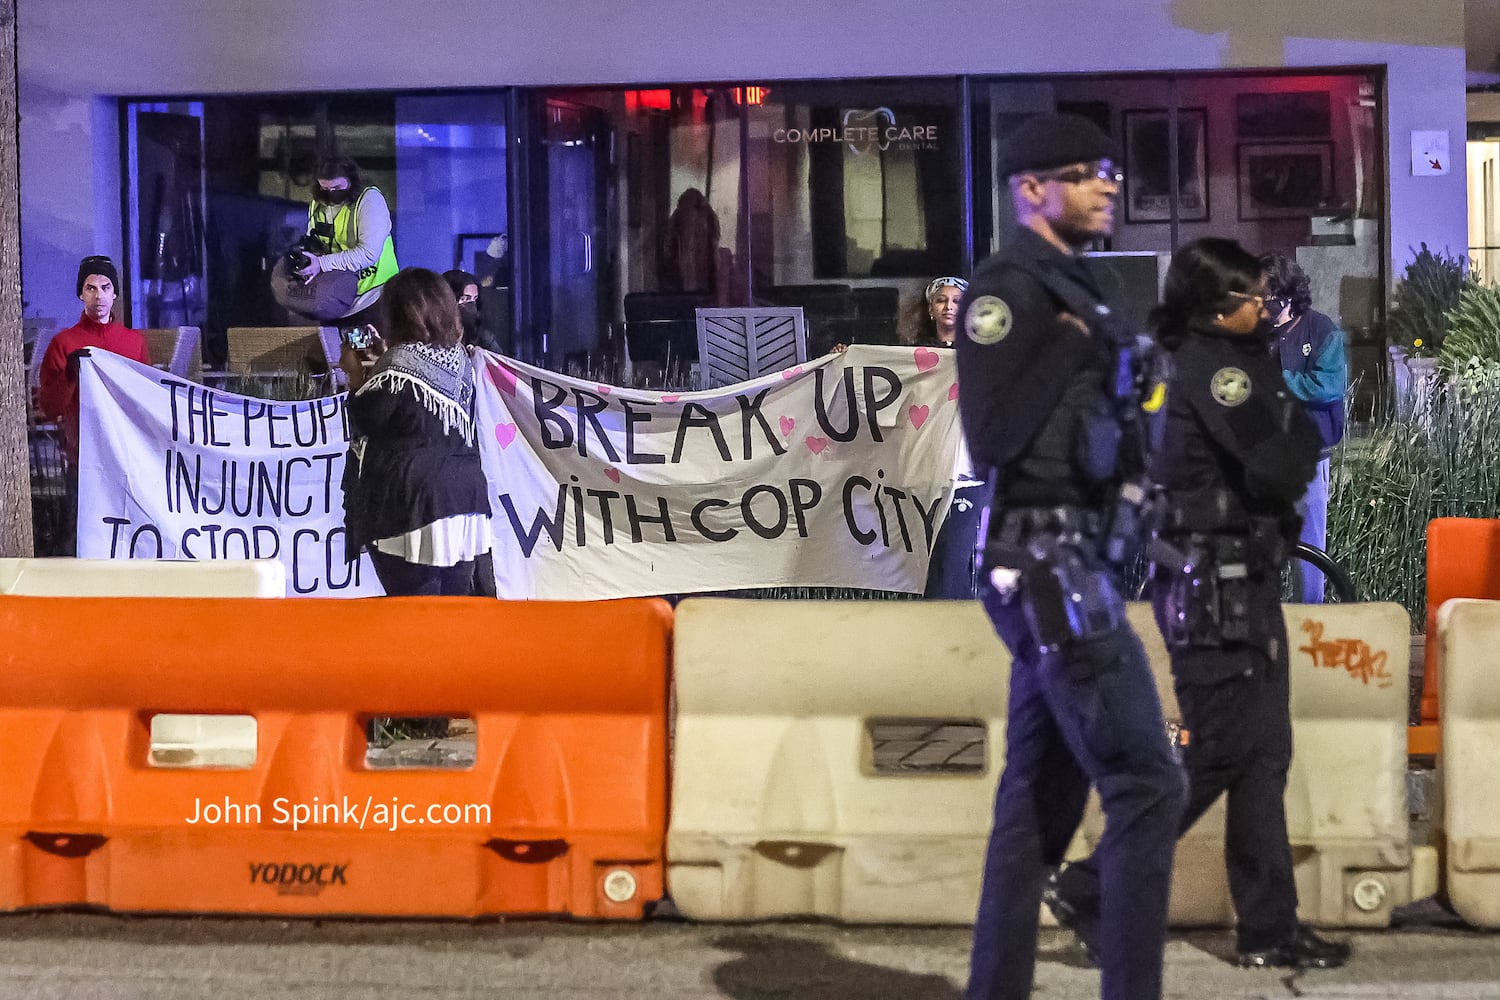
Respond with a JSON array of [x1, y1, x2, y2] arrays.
[[1440, 598, 1500, 928], [670, 599, 1006, 923], [670, 598, 1431, 926], [0, 558, 285, 763], [1070, 602, 1431, 928], [0, 558, 285, 597]]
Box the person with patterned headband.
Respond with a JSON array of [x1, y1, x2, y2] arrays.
[[917, 275, 981, 598], [919, 275, 969, 347]]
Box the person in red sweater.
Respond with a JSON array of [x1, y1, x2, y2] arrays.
[[37, 255, 151, 466], [35, 255, 150, 553]]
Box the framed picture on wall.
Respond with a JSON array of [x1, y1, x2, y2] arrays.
[[1234, 91, 1331, 140], [1237, 142, 1334, 220], [1122, 109, 1209, 223], [454, 232, 509, 285]]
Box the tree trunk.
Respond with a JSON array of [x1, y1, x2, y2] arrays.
[[0, 0, 29, 558]]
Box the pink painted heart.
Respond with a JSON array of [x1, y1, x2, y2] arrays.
[[779, 415, 796, 437], [909, 404, 930, 429], [661, 394, 681, 404], [948, 382, 960, 401], [914, 347, 940, 373], [494, 422, 518, 449], [604, 468, 621, 484], [487, 362, 518, 396], [596, 384, 612, 396], [805, 435, 829, 455], [780, 366, 804, 380]]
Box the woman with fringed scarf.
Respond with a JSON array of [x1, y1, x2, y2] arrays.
[[340, 267, 496, 597]]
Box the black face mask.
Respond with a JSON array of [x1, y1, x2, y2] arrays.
[[315, 186, 352, 206], [458, 302, 479, 334]]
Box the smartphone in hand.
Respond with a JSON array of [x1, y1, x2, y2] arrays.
[[342, 325, 376, 350]]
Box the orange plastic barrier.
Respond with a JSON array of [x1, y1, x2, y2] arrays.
[[1416, 519, 1500, 754], [0, 595, 669, 918]]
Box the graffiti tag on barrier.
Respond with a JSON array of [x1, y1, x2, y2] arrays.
[[1297, 620, 1393, 688]]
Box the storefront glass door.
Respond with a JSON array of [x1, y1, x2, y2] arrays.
[[532, 100, 612, 374]]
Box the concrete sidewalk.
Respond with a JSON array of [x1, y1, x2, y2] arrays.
[[0, 901, 1493, 999]]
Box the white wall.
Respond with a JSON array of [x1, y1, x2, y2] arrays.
[[18, 0, 1468, 326], [20, 83, 120, 326]]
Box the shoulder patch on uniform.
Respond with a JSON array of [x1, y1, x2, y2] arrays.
[[1302, 342, 1312, 356], [1210, 366, 1252, 407], [965, 295, 1012, 345]]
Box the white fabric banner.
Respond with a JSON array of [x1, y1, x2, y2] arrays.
[[477, 345, 961, 598], [77, 355, 383, 597], [77, 344, 963, 599]]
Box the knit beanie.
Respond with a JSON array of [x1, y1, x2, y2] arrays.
[[76, 255, 120, 297]]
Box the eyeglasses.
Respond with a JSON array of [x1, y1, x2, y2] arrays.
[[457, 292, 479, 304], [1226, 291, 1272, 309], [1033, 161, 1124, 186]]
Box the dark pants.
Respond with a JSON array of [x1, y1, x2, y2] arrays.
[[924, 484, 984, 599], [370, 549, 496, 597], [968, 568, 1187, 1000], [60, 465, 79, 557], [1054, 578, 1299, 952]]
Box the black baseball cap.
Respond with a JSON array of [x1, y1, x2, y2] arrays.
[[995, 113, 1120, 180]]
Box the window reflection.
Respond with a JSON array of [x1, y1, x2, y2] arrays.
[[126, 92, 508, 370], [532, 80, 964, 380], [121, 71, 1385, 393]]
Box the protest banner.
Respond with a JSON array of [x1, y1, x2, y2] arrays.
[[77, 359, 381, 596], [478, 345, 962, 598], [77, 345, 963, 599]]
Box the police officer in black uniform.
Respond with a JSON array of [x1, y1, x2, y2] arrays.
[[959, 113, 1187, 1000], [1046, 238, 1351, 970]]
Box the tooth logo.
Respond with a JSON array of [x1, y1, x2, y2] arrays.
[[842, 107, 896, 154]]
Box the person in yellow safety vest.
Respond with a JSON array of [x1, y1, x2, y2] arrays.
[[294, 156, 399, 322]]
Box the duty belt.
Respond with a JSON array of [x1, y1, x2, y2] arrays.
[[1167, 523, 1286, 580], [993, 506, 1103, 547]]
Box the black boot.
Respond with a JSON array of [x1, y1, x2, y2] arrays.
[[1236, 924, 1351, 969], [1042, 869, 1100, 965]]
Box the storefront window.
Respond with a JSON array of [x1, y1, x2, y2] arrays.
[[125, 91, 508, 365], [394, 94, 510, 353], [1469, 122, 1500, 282], [976, 71, 1384, 340], [123, 71, 1383, 390], [525, 79, 964, 378], [514, 87, 747, 380], [748, 79, 963, 352], [125, 101, 208, 331], [748, 80, 961, 282]]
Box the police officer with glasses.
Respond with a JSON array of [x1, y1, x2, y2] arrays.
[[1045, 238, 1351, 972], [959, 113, 1187, 1000]]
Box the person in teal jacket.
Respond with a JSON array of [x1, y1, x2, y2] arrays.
[[1261, 252, 1347, 603]]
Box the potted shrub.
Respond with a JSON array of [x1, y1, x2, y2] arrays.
[[1386, 245, 1468, 419]]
